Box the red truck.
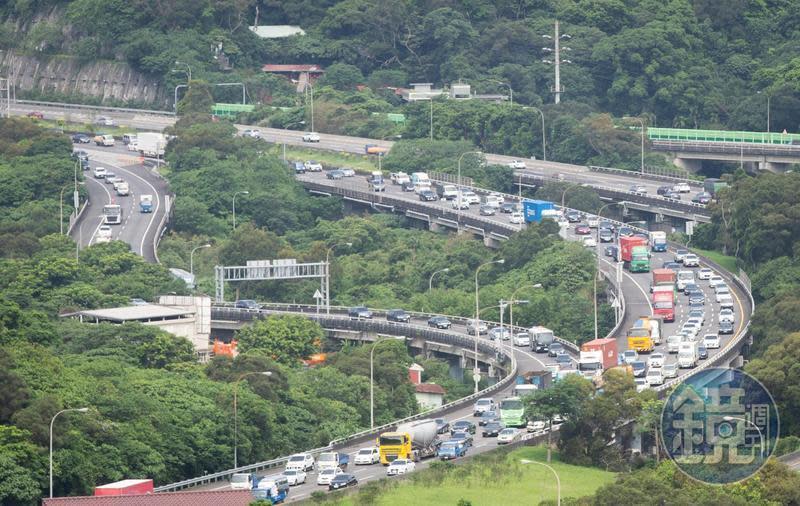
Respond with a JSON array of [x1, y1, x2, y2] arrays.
[[580, 338, 618, 370], [652, 268, 675, 287], [619, 236, 647, 262], [94, 479, 154, 496], [652, 290, 675, 322]]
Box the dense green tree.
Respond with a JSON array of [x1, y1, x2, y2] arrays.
[[236, 315, 324, 365]]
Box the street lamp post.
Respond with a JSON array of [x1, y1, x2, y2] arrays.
[[494, 81, 513, 106], [306, 82, 315, 133], [623, 116, 645, 174], [524, 107, 547, 161], [428, 268, 450, 292], [595, 201, 628, 244], [457, 151, 482, 229], [723, 415, 764, 458], [60, 181, 84, 235], [233, 371, 272, 469], [50, 407, 89, 498], [370, 336, 402, 428], [758, 91, 771, 133], [520, 459, 561, 506], [325, 242, 353, 314], [174, 61, 191, 82], [232, 191, 249, 230], [190, 244, 211, 279], [508, 283, 542, 334], [473, 259, 505, 393]]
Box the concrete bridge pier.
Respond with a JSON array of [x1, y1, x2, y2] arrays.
[[429, 221, 444, 233], [673, 157, 703, 173], [484, 236, 503, 249], [758, 161, 791, 172]]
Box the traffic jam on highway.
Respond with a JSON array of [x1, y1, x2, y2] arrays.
[[224, 396, 557, 502]]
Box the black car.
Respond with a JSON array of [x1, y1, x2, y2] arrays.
[[434, 418, 450, 434], [718, 321, 735, 334], [71, 133, 91, 143], [692, 192, 712, 204], [662, 261, 681, 271], [348, 306, 373, 319], [689, 293, 705, 305], [500, 203, 516, 214], [683, 283, 699, 295], [235, 299, 261, 310], [326, 170, 344, 180], [293, 161, 305, 174], [663, 191, 682, 200], [387, 309, 411, 323], [657, 185, 673, 196], [329, 473, 357, 491], [482, 421, 504, 437], [478, 410, 498, 426], [547, 342, 564, 357], [605, 245, 619, 259], [617, 227, 634, 237], [599, 220, 616, 232], [451, 420, 476, 435], [419, 190, 438, 201], [72, 150, 89, 161], [428, 316, 451, 329], [566, 211, 582, 223], [697, 345, 709, 359], [531, 341, 548, 353], [402, 181, 416, 192]]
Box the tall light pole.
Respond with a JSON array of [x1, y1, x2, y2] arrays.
[[542, 21, 571, 104], [50, 407, 89, 498], [493, 81, 513, 106], [190, 244, 211, 279], [723, 415, 764, 458], [473, 259, 505, 393], [428, 268, 450, 292], [429, 98, 434, 140], [757, 91, 771, 133], [595, 201, 628, 244], [325, 242, 352, 314], [232, 191, 249, 230], [174, 61, 192, 82], [457, 151, 482, 229], [370, 336, 402, 428], [306, 82, 315, 133], [523, 107, 547, 161], [233, 371, 272, 469], [623, 116, 645, 174], [520, 459, 561, 506], [59, 183, 71, 235]]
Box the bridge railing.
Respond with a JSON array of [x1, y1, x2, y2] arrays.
[[651, 140, 800, 157], [588, 165, 700, 185], [155, 310, 519, 492], [16, 99, 175, 117]]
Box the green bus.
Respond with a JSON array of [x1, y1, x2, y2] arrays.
[[499, 397, 527, 428]]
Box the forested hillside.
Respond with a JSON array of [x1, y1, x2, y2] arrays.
[[3, 1, 800, 169]]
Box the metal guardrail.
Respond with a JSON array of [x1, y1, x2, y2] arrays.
[[155, 309, 518, 492], [651, 140, 800, 158], [16, 99, 175, 117], [589, 165, 699, 185]]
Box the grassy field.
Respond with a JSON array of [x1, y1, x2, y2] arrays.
[[319, 446, 616, 506], [692, 247, 738, 272], [264, 143, 379, 173]]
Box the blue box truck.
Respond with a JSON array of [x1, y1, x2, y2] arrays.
[[522, 200, 558, 223]]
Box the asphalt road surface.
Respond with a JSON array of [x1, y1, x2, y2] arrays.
[[72, 143, 169, 262]]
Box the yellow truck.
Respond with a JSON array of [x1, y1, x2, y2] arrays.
[[626, 316, 655, 352], [378, 419, 439, 464]]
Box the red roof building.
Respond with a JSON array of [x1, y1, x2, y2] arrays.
[[43, 490, 255, 506], [415, 382, 446, 409]]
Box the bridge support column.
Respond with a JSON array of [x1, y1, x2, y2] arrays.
[[483, 236, 502, 248], [673, 157, 703, 173], [429, 221, 443, 233], [758, 161, 790, 173], [729, 355, 744, 368]]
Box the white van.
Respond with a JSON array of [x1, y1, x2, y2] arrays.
[[481, 194, 504, 208], [94, 134, 115, 147], [676, 270, 695, 291], [666, 335, 683, 353]]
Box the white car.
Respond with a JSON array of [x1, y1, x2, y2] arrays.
[[497, 428, 521, 445], [587, 217, 600, 228], [302, 132, 320, 142], [282, 469, 307, 486], [662, 362, 678, 378], [285, 453, 315, 472], [386, 459, 416, 476], [582, 236, 597, 248], [623, 349, 638, 364], [719, 309, 735, 324], [303, 160, 323, 172], [513, 332, 531, 347], [510, 211, 524, 224], [461, 191, 481, 205], [686, 317, 703, 329], [703, 333, 720, 349], [230, 473, 256, 490], [340, 168, 356, 177], [681, 323, 701, 340], [708, 275, 725, 288], [697, 268, 713, 280], [508, 160, 526, 169], [316, 468, 342, 486], [93, 167, 107, 178], [648, 353, 664, 368], [473, 398, 495, 416], [95, 115, 115, 126], [682, 254, 700, 267], [646, 368, 664, 386], [635, 378, 649, 392], [673, 182, 691, 193], [354, 447, 380, 465], [715, 284, 730, 296], [527, 420, 546, 433], [451, 198, 470, 210], [242, 128, 261, 138]]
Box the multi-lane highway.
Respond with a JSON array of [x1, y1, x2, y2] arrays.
[[72, 144, 169, 262]]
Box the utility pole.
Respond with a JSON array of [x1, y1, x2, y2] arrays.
[[542, 21, 571, 104]]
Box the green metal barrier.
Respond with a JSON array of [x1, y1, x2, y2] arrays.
[[647, 127, 800, 145], [212, 103, 255, 118]]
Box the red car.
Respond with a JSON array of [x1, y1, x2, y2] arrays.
[[27, 111, 44, 119], [575, 224, 591, 235]]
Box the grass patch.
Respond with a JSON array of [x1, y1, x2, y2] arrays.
[[316, 446, 615, 506], [692, 247, 738, 272], [264, 142, 379, 173]]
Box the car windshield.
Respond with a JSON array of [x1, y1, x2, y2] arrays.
[[380, 435, 404, 446], [318, 454, 335, 462], [358, 449, 372, 455], [289, 455, 305, 462], [284, 470, 296, 476], [231, 474, 249, 483], [320, 469, 334, 475], [476, 399, 492, 406], [500, 399, 523, 410], [500, 429, 515, 435], [632, 362, 645, 370]]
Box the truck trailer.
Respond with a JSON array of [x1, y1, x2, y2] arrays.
[[522, 200, 559, 223], [379, 419, 439, 464]]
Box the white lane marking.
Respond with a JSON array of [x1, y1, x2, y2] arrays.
[[86, 177, 113, 244]]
